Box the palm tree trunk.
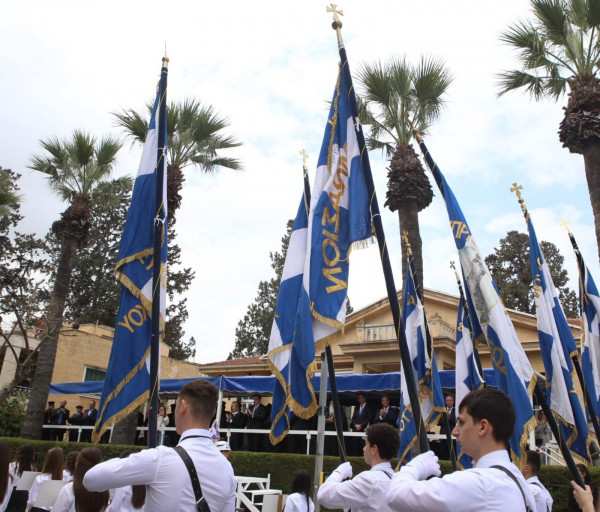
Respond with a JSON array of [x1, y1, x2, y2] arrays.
[[583, 144, 600, 267], [20, 237, 78, 439], [110, 410, 140, 445], [398, 198, 424, 290]]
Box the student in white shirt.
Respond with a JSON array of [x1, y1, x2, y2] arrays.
[[106, 450, 146, 512], [62, 451, 79, 483], [0, 441, 14, 512], [523, 450, 553, 512], [83, 379, 237, 512], [387, 388, 536, 512], [28, 447, 65, 512], [7, 443, 35, 511], [53, 448, 109, 512], [318, 422, 398, 512], [285, 470, 314, 512]]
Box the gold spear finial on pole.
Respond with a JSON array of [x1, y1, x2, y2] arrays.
[[510, 182, 529, 221], [300, 149, 309, 170], [404, 111, 423, 143], [402, 230, 413, 255], [560, 218, 571, 234], [327, 3, 344, 46], [162, 43, 169, 68]]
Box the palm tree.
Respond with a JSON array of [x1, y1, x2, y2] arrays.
[[113, 98, 242, 222], [498, 0, 600, 264], [356, 56, 452, 286], [21, 130, 127, 439]]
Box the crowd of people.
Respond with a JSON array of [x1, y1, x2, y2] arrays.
[[42, 400, 98, 443], [22, 381, 599, 511]]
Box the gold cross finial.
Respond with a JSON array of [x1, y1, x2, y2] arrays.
[[510, 182, 529, 220], [300, 149, 309, 170], [510, 182, 523, 198], [327, 3, 344, 46], [450, 261, 456, 271], [560, 218, 571, 233]]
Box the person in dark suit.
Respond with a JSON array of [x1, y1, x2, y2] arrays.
[[50, 400, 70, 441], [226, 402, 246, 451], [325, 400, 348, 456], [349, 393, 375, 456], [68, 405, 85, 441], [289, 412, 317, 454], [81, 400, 98, 442], [372, 395, 399, 427], [435, 394, 457, 460], [245, 394, 267, 451]]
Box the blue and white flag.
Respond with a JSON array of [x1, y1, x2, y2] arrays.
[[397, 254, 445, 464], [571, 234, 600, 427], [420, 140, 536, 465], [93, 68, 168, 442], [527, 216, 589, 459], [455, 296, 484, 469], [267, 65, 373, 442]]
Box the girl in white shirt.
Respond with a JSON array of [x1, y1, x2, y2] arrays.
[[285, 470, 314, 512], [0, 441, 14, 512], [53, 447, 109, 512], [106, 449, 145, 512], [7, 443, 35, 511], [62, 451, 79, 482], [28, 447, 63, 512]]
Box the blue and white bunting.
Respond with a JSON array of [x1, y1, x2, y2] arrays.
[[422, 142, 536, 465], [93, 71, 168, 442], [267, 65, 373, 442], [455, 296, 483, 469], [397, 255, 445, 464], [527, 216, 589, 459]]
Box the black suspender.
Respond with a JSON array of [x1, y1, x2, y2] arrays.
[[175, 435, 212, 512], [491, 465, 533, 512]]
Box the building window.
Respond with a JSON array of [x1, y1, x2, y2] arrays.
[[84, 367, 106, 382]]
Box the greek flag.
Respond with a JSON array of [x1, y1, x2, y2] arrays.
[[455, 296, 483, 469], [93, 68, 168, 441], [527, 216, 589, 459], [397, 254, 445, 464], [420, 140, 536, 464], [571, 233, 600, 427], [267, 64, 373, 442]]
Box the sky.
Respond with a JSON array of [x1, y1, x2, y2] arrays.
[[2, 0, 598, 364]]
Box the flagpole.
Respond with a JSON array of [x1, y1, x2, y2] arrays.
[[149, 56, 168, 449], [404, 234, 456, 470], [450, 262, 486, 385], [564, 228, 600, 444], [512, 188, 585, 485], [301, 149, 347, 462], [328, 6, 429, 455]]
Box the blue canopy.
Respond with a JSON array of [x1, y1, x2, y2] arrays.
[[50, 369, 496, 399]]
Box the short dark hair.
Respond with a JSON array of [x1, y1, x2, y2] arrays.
[[252, 393, 261, 399], [459, 388, 514, 446], [365, 423, 399, 460], [526, 450, 540, 474], [179, 379, 219, 422]]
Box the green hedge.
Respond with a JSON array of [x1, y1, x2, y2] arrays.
[[3, 438, 597, 512]]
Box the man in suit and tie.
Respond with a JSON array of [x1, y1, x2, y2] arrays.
[[226, 401, 246, 450], [350, 393, 375, 455], [246, 393, 268, 451], [81, 400, 98, 442], [373, 396, 399, 427], [435, 394, 457, 460]]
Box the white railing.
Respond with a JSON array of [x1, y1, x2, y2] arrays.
[[364, 324, 395, 342]]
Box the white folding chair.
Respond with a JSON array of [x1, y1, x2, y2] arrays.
[[15, 471, 40, 491], [261, 492, 283, 512], [33, 480, 68, 508]]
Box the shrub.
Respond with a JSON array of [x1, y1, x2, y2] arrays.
[[0, 395, 27, 437]]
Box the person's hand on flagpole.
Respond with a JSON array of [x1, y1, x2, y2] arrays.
[[571, 481, 595, 512], [400, 451, 440, 481], [333, 461, 352, 481]]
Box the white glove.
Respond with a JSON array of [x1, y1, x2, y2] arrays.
[[334, 461, 353, 480], [401, 451, 440, 480]]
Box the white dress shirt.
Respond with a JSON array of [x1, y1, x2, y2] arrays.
[[107, 485, 145, 512], [526, 476, 553, 512], [83, 428, 236, 512], [317, 461, 394, 512], [285, 493, 314, 512], [387, 450, 536, 512], [52, 483, 75, 512]]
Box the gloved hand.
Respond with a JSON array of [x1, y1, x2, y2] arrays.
[[401, 451, 441, 480], [334, 461, 353, 480]]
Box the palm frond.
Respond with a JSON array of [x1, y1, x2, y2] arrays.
[[497, 70, 546, 99], [357, 61, 395, 110], [534, 0, 570, 45], [112, 107, 150, 145], [580, 0, 600, 27]]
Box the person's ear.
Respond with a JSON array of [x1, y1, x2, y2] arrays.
[[479, 418, 491, 437]]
